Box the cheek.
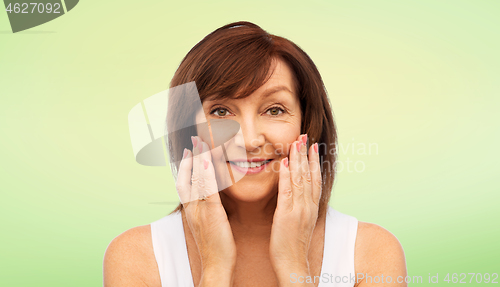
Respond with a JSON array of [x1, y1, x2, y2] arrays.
[[265, 123, 300, 156]]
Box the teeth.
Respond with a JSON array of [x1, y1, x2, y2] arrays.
[[232, 160, 269, 168]]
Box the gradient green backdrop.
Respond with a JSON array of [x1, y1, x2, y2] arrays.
[[1, 1, 498, 286]]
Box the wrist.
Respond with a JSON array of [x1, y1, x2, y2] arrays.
[[200, 265, 235, 287], [273, 263, 311, 286]]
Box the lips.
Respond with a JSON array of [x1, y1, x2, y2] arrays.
[[227, 159, 274, 175], [229, 159, 272, 168]]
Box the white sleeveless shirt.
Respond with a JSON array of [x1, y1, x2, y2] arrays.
[[150, 205, 358, 287]]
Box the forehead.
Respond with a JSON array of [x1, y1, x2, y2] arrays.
[[205, 58, 297, 103], [261, 59, 296, 95]]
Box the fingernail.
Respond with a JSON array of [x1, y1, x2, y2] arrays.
[[314, 143, 318, 153], [296, 141, 301, 152], [191, 136, 198, 148], [283, 157, 289, 168], [182, 148, 188, 159], [198, 140, 203, 153], [203, 159, 209, 170], [302, 134, 307, 145]]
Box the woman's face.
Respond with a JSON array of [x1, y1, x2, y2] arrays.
[[195, 59, 301, 202]]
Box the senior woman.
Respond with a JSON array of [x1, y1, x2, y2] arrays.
[[104, 21, 407, 287]]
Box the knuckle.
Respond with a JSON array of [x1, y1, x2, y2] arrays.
[[190, 178, 199, 186], [282, 188, 293, 197], [314, 178, 322, 188], [303, 172, 312, 184], [197, 178, 205, 190], [291, 177, 302, 189], [311, 198, 320, 207]]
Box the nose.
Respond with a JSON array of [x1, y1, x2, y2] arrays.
[[233, 116, 265, 153]]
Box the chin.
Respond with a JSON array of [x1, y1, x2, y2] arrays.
[[221, 180, 278, 203]]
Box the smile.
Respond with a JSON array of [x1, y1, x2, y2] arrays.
[[228, 159, 274, 175]]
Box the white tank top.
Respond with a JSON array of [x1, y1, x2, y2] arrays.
[[150, 205, 358, 287]]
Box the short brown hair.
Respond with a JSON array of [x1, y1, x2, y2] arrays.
[[167, 21, 337, 218]]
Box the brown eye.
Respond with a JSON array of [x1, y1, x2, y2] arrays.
[[214, 108, 228, 117], [267, 107, 283, 116]]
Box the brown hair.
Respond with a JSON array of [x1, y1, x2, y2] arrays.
[[167, 21, 337, 218]]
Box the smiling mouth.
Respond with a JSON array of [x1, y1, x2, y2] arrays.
[[227, 159, 274, 174], [228, 159, 272, 168]]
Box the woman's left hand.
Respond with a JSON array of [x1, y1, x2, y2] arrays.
[[270, 134, 322, 286]]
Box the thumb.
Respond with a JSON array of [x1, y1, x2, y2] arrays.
[[277, 157, 293, 213]]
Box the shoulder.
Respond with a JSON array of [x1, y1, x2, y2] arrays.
[[354, 221, 407, 286], [103, 224, 160, 287]]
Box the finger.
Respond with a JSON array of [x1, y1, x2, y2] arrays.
[[289, 139, 303, 205], [190, 136, 201, 203], [300, 134, 313, 204], [309, 143, 322, 206], [198, 139, 219, 200], [176, 148, 193, 205], [277, 157, 292, 212]]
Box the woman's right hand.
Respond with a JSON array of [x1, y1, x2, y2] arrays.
[[176, 136, 237, 286]]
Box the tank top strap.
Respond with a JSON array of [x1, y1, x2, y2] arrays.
[[319, 205, 359, 287], [150, 211, 194, 287]]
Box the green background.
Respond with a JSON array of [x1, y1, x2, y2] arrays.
[[1, 0, 498, 286]]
